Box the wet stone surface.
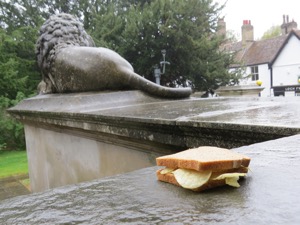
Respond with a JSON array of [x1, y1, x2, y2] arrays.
[[0, 175, 30, 201], [8, 92, 300, 149], [9, 91, 300, 127], [1, 135, 300, 224]]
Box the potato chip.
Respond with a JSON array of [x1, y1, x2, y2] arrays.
[[225, 177, 240, 187], [160, 168, 175, 174], [213, 173, 247, 188], [213, 173, 246, 180], [173, 169, 212, 189]]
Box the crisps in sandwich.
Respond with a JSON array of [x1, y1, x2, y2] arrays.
[[156, 146, 251, 192]]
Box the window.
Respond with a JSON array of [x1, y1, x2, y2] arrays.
[[251, 66, 259, 81]]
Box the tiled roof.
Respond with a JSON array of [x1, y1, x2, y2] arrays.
[[228, 30, 300, 68], [294, 30, 300, 37]]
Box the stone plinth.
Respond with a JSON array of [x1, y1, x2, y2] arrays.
[[8, 91, 300, 192], [216, 85, 264, 96], [1, 135, 300, 224]]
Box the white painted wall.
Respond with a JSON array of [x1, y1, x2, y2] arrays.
[[258, 64, 272, 97], [237, 64, 271, 97], [273, 35, 300, 86]]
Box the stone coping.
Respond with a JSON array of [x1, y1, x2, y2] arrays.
[[1, 134, 299, 224], [215, 85, 265, 96], [8, 91, 300, 149]]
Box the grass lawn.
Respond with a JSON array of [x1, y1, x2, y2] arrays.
[[0, 150, 28, 179]]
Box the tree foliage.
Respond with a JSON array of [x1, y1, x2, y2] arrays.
[[261, 25, 281, 40], [0, 27, 39, 150], [91, 0, 234, 90]]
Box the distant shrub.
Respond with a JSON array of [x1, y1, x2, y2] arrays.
[[0, 92, 26, 151]]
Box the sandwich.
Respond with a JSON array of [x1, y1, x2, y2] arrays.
[[156, 146, 251, 192]]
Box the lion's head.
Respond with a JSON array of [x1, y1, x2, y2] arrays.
[[36, 13, 95, 78]]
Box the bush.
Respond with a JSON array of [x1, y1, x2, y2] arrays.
[[0, 27, 39, 151], [0, 92, 27, 151]]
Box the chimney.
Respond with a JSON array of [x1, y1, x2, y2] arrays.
[[217, 17, 226, 37], [242, 20, 254, 45], [281, 14, 298, 35]]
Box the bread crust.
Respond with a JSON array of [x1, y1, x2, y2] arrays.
[[156, 146, 251, 172], [156, 167, 248, 192]]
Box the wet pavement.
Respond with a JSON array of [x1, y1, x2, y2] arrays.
[[0, 175, 30, 201]]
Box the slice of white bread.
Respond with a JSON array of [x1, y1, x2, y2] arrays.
[[156, 146, 251, 172]]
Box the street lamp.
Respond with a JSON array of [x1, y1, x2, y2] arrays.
[[153, 49, 170, 85]]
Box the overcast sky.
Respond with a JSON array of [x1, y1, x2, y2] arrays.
[[214, 0, 300, 40]]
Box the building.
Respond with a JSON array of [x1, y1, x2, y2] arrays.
[[223, 16, 300, 97]]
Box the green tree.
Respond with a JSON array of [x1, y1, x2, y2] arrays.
[[0, 0, 45, 32], [92, 0, 233, 91], [0, 0, 97, 31], [261, 25, 281, 40], [0, 27, 39, 150], [0, 93, 26, 151]]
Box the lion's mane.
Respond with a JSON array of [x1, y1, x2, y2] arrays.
[[36, 13, 95, 78]]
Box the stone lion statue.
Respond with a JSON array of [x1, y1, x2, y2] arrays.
[[36, 13, 192, 98]]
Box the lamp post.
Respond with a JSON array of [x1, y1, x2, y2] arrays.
[[154, 49, 170, 85]]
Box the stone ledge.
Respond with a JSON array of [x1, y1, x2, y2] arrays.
[[216, 85, 264, 96], [8, 91, 300, 149]]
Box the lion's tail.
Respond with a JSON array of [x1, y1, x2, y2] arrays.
[[126, 71, 192, 99]]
